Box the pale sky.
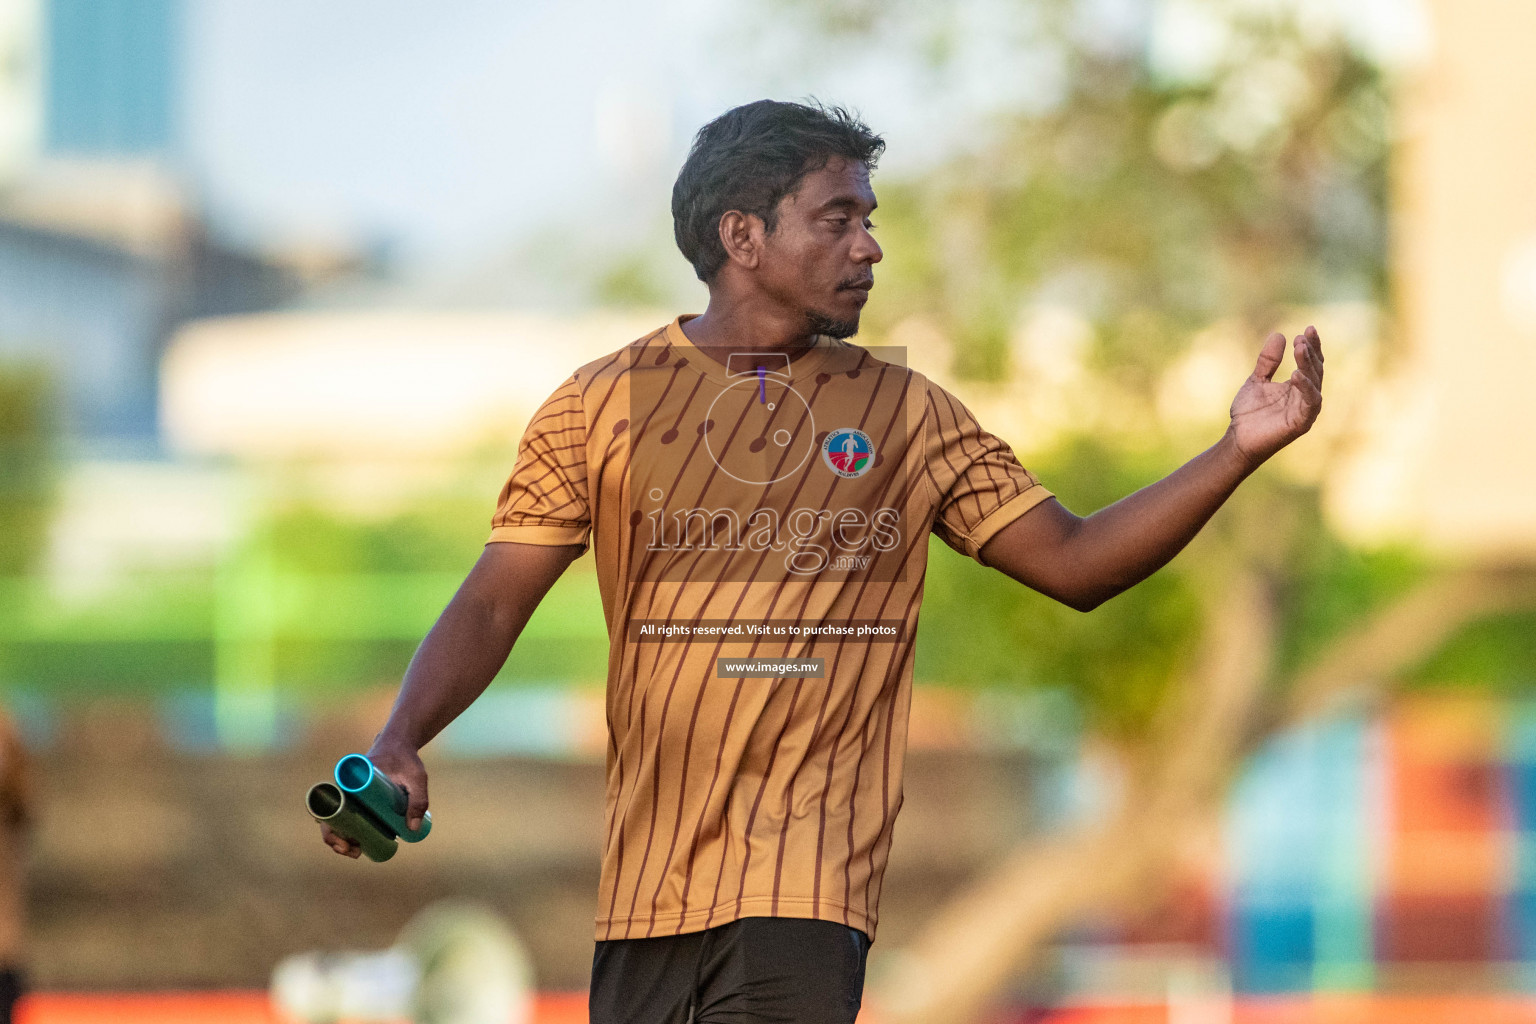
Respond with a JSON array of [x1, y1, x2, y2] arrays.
[[174, 0, 1424, 269], [180, 0, 968, 268]]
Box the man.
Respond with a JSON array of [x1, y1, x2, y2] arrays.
[[321, 100, 1323, 1023]]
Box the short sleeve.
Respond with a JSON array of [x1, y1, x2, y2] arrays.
[[488, 374, 592, 551], [924, 381, 1052, 563]]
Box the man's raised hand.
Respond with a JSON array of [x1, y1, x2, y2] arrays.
[[1228, 325, 1324, 468]]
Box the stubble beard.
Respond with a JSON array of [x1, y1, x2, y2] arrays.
[[805, 309, 861, 340]]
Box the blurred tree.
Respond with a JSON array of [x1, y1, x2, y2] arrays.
[[0, 364, 57, 578], [739, 0, 1536, 1020], [854, 0, 1409, 741], [594, 252, 673, 309]]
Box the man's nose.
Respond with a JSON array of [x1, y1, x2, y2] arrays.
[[855, 225, 883, 264]]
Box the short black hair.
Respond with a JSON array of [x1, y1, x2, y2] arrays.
[[671, 100, 885, 283]]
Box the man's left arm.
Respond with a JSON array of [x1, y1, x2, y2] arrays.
[[981, 326, 1323, 612]]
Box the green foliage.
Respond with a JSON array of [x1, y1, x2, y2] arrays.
[[913, 435, 1429, 736], [269, 497, 489, 574], [0, 571, 216, 693], [771, 0, 1434, 734], [782, 0, 1392, 389], [916, 540, 1201, 738], [0, 363, 57, 576], [595, 253, 672, 309], [1407, 613, 1536, 694], [4, 636, 215, 693], [916, 434, 1204, 737], [1270, 523, 1426, 681], [259, 496, 609, 691], [0, 482, 609, 695]]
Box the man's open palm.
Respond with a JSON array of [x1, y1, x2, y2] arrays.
[[1229, 326, 1324, 466]]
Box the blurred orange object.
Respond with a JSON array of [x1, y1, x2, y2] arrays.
[[14, 991, 591, 1024], [1033, 995, 1536, 1024], [15, 993, 275, 1024], [22, 992, 1536, 1024], [1387, 696, 1506, 835]]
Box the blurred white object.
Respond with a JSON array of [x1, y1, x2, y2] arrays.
[[271, 948, 419, 1022], [270, 901, 534, 1024], [161, 310, 660, 461]]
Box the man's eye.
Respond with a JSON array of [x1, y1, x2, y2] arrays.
[[865, 220, 877, 230]]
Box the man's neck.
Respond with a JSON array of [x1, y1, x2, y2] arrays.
[[679, 297, 820, 370]]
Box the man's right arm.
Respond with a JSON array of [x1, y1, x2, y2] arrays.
[[322, 540, 584, 857]]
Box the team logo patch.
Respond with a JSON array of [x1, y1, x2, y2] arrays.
[[821, 428, 874, 478]]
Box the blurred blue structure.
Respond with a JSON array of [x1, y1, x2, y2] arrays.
[[44, 0, 180, 157], [1227, 718, 1376, 992], [1505, 707, 1536, 967], [0, 215, 295, 444], [1219, 696, 1536, 994]]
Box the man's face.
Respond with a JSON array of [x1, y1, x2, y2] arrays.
[[757, 157, 883, 339]]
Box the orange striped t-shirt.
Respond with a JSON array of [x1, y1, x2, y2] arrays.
[[488, 316, 1052, 941]]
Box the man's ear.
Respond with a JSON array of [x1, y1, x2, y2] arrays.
[[718, 210, 764, 271]]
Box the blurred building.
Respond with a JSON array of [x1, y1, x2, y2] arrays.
[[1, 0, 183, 177], [0, 0, 296, 446], [0, 169, 296, 444], [43, 0, 179, 158], [159, 310, 663, 463], [1334, 0, 1536, 561]]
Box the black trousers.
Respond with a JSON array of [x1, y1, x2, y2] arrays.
[[0, 967, 21, 1024], [590, 917, 870, 1024]]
